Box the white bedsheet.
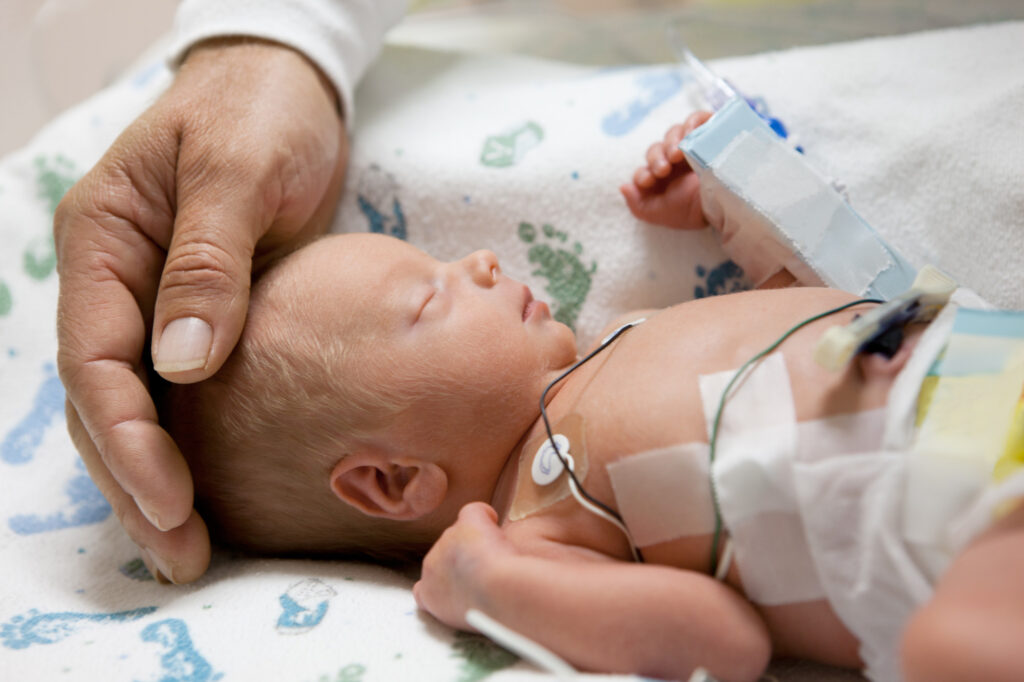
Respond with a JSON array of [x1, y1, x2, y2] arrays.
[[2, 21, 1022, 681]]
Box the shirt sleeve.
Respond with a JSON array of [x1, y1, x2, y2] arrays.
[[165, 0, 408, 124]]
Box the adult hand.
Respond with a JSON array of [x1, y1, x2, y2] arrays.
[[55, 38, 349, 583]]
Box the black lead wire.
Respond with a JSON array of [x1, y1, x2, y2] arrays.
[[538, 321, 645, 562]]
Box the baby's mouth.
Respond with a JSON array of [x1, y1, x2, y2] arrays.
[[522, 286, 535, 321]]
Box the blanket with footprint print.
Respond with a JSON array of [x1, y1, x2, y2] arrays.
[[2, 21, 1023, 682]]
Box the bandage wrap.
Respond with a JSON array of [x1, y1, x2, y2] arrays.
[[681, 98, 917, 299]]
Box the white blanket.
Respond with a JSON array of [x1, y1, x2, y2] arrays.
[[2, 21, 1022, 681]]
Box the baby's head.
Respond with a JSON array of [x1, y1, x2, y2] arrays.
[[158, 233, 577, 560]]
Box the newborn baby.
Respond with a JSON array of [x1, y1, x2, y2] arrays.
[[156, 112, 1024, 682]]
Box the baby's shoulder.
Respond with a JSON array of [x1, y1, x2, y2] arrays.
[[590, 309, 660, 350], [500, 512, 624, 564]]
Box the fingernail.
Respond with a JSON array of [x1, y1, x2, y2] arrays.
[[140, 505, 168, 532], [140, 549, 175, 584], [154, 317, 212, 373]]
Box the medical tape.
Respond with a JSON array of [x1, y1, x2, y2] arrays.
[[683, 98, 916, 298], [607, 442, 716, 547], [698, 352, 822, 605], [699, 352, 798, 522], [507, 413, 589, 523], [703, 353, 885, 605], [696, 159, 807, 288], [713, 127, 893, 296], [605, 350, 893, 604]]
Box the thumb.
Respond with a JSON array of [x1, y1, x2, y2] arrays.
[[620, 183, 645, 220], [459, 501, 500, 526], [151, 197, 260, 383]]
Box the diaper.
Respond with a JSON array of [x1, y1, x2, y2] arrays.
[[794, 301, 1024, 682]]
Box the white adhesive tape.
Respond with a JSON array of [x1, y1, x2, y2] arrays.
[[607, 442, 716, 547], [710, 126, 891, 295], [607, 351, 902, 605]]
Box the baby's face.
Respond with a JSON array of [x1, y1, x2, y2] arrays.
[[279, 233, 578, 460]]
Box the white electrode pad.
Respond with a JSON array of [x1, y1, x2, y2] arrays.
[[508, 414, 589, 523], [532, 434, 571, 486]]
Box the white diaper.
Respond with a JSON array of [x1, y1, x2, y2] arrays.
[[792, 301, 1024, 682]]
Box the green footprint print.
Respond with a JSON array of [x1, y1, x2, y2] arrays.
[[480, 122, 544, 168], [25, 154, 78, 281], [451, 631, 517, 682], [518, 221, 597, 331], [0, 281, 11, 317], [307, 663, 366, 682]]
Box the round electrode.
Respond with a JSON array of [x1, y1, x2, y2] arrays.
[[532, 434, 572, 486]]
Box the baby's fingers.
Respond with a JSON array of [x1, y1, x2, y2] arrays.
[[632, 165, 657, 190], [662, 123, 689, 164], [645, 141, 674, 179], [682, 110, 714, 137]]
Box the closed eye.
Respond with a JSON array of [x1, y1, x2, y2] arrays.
[[414, 289, 436, 323]]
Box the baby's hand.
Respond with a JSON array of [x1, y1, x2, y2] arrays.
[[414, 502, 514, 631], [620, 110, 713, 231]]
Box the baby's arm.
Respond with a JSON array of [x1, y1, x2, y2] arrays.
[[415, 503, 771, 682]]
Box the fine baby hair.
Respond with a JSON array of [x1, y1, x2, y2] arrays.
[[154, 239, 435, 561]]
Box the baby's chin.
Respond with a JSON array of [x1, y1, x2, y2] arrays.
[[549, 323, 580, 369]]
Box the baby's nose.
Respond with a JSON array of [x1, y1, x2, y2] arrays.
[[464, 250, 500, 287]]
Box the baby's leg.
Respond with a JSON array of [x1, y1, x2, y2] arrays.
[[901, 500, 1024, 682]]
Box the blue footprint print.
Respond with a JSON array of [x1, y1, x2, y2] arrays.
[[8, 458, 112, 535], [1, 607, 156, 650], [601, 70, 685, 137], [694, 260, 749, 299], [2, 362, 64, 465], [3, 362, 112, 534], [140, 618, 221, 682], [356, 164, 407, 240], [276, 578, 336, 634]]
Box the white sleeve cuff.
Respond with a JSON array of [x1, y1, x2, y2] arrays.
[[166, 0, 407, 124]]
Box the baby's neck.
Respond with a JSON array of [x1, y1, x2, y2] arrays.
[[485, 362, 581, 522], [488, 429, 529, 522]]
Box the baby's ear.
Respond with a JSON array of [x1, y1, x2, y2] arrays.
[[329, 451, 447, 520]]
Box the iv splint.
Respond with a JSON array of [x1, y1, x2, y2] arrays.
[[674, 43, 918, 299]]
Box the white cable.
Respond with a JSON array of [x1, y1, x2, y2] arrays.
[[562, 455, 642, 563], [465, 608, 576, 677], [713, 538, 734, 582]]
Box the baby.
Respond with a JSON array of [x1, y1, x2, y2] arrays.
[[157, 113, 1024, 682]]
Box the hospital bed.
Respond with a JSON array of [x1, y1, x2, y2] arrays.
[[2, 2, 1023, 680]]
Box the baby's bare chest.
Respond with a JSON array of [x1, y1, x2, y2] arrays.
[[503, 336, 717, 568]]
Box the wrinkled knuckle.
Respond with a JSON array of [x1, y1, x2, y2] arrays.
[[53, 193, 76, 237], [55, 350, 78, 390], [161, 241, 242, 298]]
